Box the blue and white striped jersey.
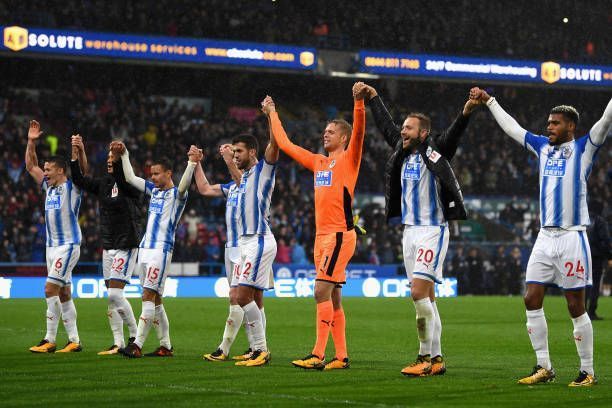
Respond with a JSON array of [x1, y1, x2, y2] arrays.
[[401, 153, 446, 226], [139, 181, 188, 252], [221, 181, 239, 248], [43, 178, 82, 247], [232, 160, 276, 237], [525, 132, 601, 229]]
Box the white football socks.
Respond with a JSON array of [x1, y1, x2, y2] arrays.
[[135, 301, 155, 348], [45, 296, 61, 343], [219, 304, 245, 355], [107, 304, 125, 348], [154, 304, 171, 349], [413, 297, 434, 356], [60, 299, 80, 344], [571, 313, 594, 375], [526, 308, 551, 370], [242, 301, 267, 352], [431, 301, 442, 357], [108, 287, 137, 339]]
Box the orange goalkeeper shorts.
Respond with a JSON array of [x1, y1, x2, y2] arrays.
[[314, 229, 357, 285]]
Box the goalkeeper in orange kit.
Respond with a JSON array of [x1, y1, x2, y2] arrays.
[[261, 82, 366, 370]]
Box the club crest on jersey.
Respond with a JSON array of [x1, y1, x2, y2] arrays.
[[426, 146, 441, 163], [315, 170, 332, 187], [329, 160, 336, 169], [543, 158, 566, 177], [561, 146, 573, 159], [111, 183, 118, 198]]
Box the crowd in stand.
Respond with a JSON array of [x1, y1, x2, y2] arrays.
[[0, 65, 609, 296], [2, 0, 610, 63]]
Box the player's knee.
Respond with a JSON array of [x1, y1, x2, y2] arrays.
[[44, 285, 59, 298], [523, 293, 542, 310], [58, 287, 71, 302]]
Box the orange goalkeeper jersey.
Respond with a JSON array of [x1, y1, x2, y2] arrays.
[[269, 99, 366, 235]]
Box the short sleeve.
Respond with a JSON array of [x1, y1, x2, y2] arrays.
[[220, 181, 235, 198], [524, 131, 548, 156], [144, 180, 155, 196]]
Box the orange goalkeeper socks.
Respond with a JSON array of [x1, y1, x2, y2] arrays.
[[312, 300, 333, 359], [331, 307, 347, 360]]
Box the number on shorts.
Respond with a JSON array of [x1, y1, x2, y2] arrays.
[[242, 262, 252, 278], [54, 258, 63, 272], [111, 258, 125, 273], [147, 267, 159, 281], [417, 248, 434, 264], [566, 260, 585, 277]]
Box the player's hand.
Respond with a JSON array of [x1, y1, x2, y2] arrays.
[[363, 84, 378, 100], [352, 82, 367, 100], [469, 87, 490, 103], [462, 97, 481, 116], [261, 95, 276, 115], [219, 144, 234, 162], [28, 120, 43, 141], [71, 134, 85, 151], [110, 140, 126, 156], [188, 145, 201, 162]]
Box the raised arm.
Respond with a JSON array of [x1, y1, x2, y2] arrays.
[[345, 82, 367, 168], [589, 97, 612, 146], [111, 153, 142, 199], [110, 141, 147, 193], [364, 85, 402, 148], [436, 92, 480, 158], [262, 96, 316, 172], [25, 120, 44, 186], [177, 147, 198, 198], [71, 134, 88, 175], [475, 88, 527, 146], [264, 112, 280, 164], [220, 143, 242, 185], [192, 146, 224, 197]]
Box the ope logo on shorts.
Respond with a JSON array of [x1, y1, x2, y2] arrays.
[[315, 171, 333, 187], [150, 196, 164, 214], [543, 158, 566, 177]]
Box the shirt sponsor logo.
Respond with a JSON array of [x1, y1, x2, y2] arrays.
[[227, 191, 239, 207], [315, 170, 333, 186], [403, 161, 421, 180], [150, 196, 165, 214], [45, 193, 62, 210], [543, 158, 566, 177]]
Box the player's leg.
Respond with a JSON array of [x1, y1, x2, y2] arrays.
[[429, 227, 449, 375], [324, 286, 350, 370], [29, 280, 61, 353], [235, 234, 275, 366], [100, 250, 124, 354], [109, 249, 138, 344], [322, 230, 356, 370], [55, 245, 82, 353], [518, 232, 555, 384], [402, 226, 444, 376], [562, 231, 596, 387], [146, 251, 174, 357], [205, 249, 244, 361]]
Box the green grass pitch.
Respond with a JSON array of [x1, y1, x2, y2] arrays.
[[0, 296, 610, 407]]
